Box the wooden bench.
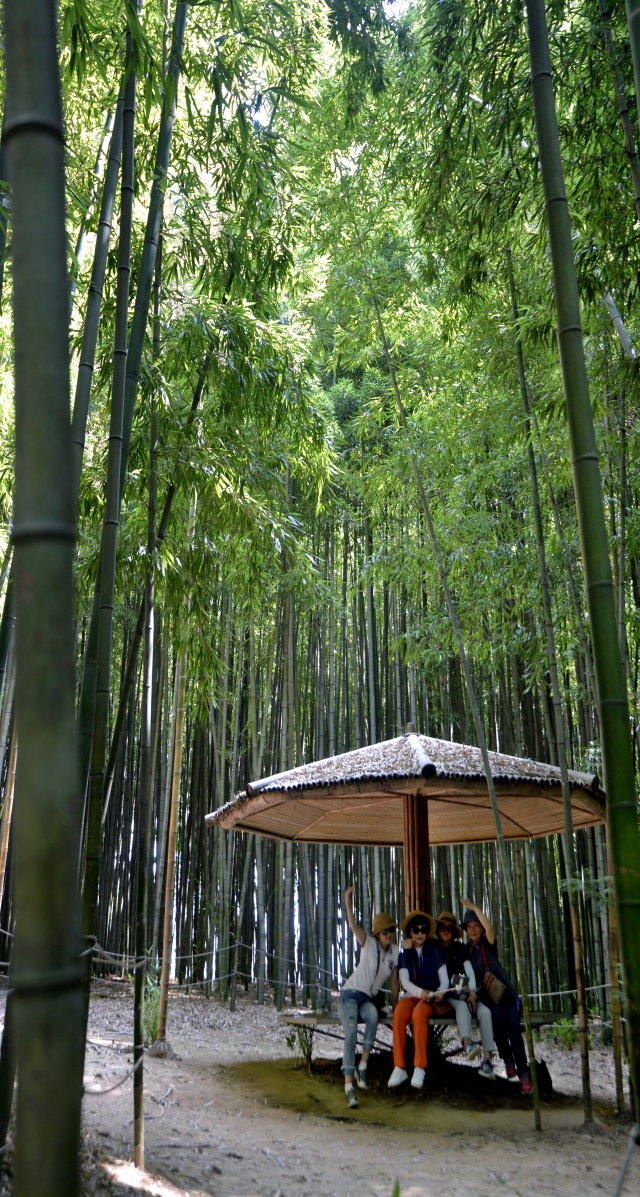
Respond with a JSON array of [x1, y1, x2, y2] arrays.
[[278, 1007, 566, 1037]]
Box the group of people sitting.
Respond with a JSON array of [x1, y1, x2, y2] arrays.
[[339, 886, 532, 1109]]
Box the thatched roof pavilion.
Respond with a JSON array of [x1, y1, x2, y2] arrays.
[[206, 731, 603, 844], [205, 730, 604, 911]]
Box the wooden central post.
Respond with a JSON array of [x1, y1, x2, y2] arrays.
[[403, 792, 431, 917]]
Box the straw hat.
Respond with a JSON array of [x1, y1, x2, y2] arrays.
[[436, 911, 464, 938], [372, 912, 397, 935], [401, 909, 437, 939]]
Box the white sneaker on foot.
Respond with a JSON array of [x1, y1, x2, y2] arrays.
[[411, 1066, 426, 1089], [387, 1066, 408, 1088], [464, 1041, 482, 1061]]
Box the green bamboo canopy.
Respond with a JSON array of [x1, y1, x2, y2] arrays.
[[205, 731, 604, 848]]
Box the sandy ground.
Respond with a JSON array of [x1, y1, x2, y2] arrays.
[[1, 982, 639, 1196]]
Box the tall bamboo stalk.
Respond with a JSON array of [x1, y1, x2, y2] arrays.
[[343, 177, 542, 1128], [526, 0, 640, 1107], [76, 5, 189, 816], [119, 3, 189, 490], [5, 2, 85, 1191], [82, 23, 137, 943], [364, 515, 377, 743], [156, 640, 188, 1042], [69, 108, 115, 313], [133, 313, 160, 1166], [0, 734, 17, 907], [100, 363, 209, 824], [507, 246, 595, 1126], [153, 651, 179, 957], [527, 392, 598, 714], [599, 0, 640, 222], [70, 98, 123, 505]]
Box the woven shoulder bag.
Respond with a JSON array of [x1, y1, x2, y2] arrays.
[[481, 942, 506, 1005]]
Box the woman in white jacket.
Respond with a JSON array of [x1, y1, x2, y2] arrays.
[[435, 911, 496, 1079]]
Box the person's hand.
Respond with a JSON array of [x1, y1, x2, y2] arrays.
[[421, 989, 431, 1002], [434, 991, 444, 1003], [404, 935, 413, 949], [344, 886, 354, 901], [461, 898, 475, 909], [467, 992, 477, 1013]]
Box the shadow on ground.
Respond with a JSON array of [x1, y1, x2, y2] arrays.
[[226, 1044, 620, 1133]]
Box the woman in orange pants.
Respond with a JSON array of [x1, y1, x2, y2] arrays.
[[388, 910, 449, 1090]]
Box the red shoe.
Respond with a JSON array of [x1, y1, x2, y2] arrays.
[[505, 1058, 517, 1079], [519, 1072, 533, 1095]]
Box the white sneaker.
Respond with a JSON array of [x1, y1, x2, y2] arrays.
[[411, 1066, 426, 1089], [464, 1041, 482, 1061], [387, 1066, 408, 1088]]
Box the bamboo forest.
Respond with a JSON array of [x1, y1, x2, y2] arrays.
[[1, 0, 640, 1194]]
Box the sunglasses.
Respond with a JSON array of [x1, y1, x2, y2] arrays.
[[411, 925, 429, 934], [379, 927, 394, 935]]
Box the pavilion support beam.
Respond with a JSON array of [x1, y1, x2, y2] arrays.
[[403, 794, 430, 917]]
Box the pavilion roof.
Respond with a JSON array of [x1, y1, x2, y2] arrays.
[[204, 733, 604, 847]]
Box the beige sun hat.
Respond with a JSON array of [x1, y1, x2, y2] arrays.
[[436, 911, 464, 938], [372, 912, 397, 935]]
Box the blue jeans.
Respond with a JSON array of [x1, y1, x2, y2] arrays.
[[339, 988, 379, 1076]]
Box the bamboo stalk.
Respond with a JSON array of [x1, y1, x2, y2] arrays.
[[0, 990, 16, 1152], [0, 734, 17, 907], [133, 311, 161, 1166], [100, 364, 209, 822], [5, 2, 86, 1190], [528, 393, 598, 715], [0, 634, 16, 790], [82, 20, 137, 942], [119, 3, 189, 493], [156, 641, 188, 1042], [526, 0, 640, 1106], [69, 108, 115, 313], [599, 0, 640, 222], [0, 127, 8, 313], [343, 178, 542, 1129], [507, 246, 596, 1127], [70, 98, 123, 504]]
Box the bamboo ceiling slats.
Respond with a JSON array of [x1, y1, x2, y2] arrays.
[[205, 732, 605, 846]]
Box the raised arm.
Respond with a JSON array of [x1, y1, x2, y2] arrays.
[[462, 898, 495, 944], [343, 886, 366, 947]]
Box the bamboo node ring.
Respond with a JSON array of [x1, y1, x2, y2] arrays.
[[11, 521, 76, 544], [2, 114, 64, 144], [570, 452, 598, 464], [10, 966, 84, 995]]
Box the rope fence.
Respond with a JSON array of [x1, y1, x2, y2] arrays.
[[84, 1052, 144, 1096]]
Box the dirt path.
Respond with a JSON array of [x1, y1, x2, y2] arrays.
[[66, 985, 639, 1197]]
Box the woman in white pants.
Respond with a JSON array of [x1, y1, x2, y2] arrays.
[[435, 912, 496, 1079]]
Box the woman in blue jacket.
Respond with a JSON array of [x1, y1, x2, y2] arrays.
[[388, 910, 449, 1091]]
